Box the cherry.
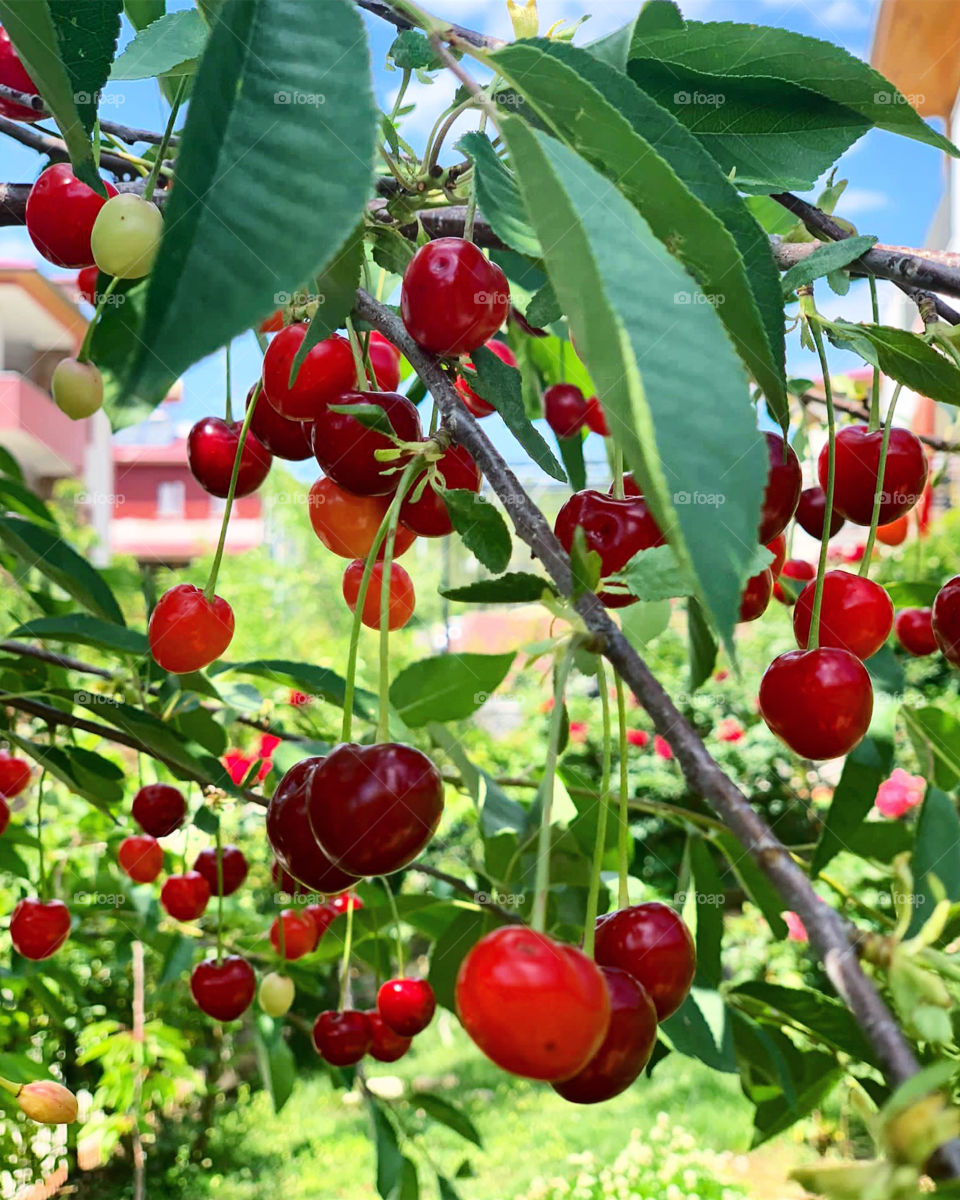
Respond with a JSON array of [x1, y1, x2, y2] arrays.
[[311, 389, 422, 496], [259, 972, 295, 1017], [270, 908, 319, 960], [367, 1011, 412, 1062], [0, 28, 41, 121], [402, 238, 509, 356], [306, 743, 444, 877], [758, 433, 802, 543], [759, 648, 873, 759], [594, 902, 695, 1020], [190, 955, 256, 1021], [0, 750, 30, 798], [877, 515, 909, 546], [261, 324, 356, 422], [187, 417, 272, 499], [767, 533, 787, 578], [552, 967, 658, 1104], [773, 559, 816, 605], [618, 472, 642, 497], [90, 194, 163, 279], [25, 166, 118, 268], [367, 332, 401, 391], [330, 892, 363, 915], [304, 902, 337, 939], [399, 444, 481, 537], [544, 383, 588, 438], [895, 608, 938, 657], [160, 871, 211, 921], [820, 424, 928, 526], [148, 584, 235, 674], [455, 339, 517, 417], [132, 783, 186, 837], [377, 978, 436, 1037], [10, 899, 70, 960], [193, 845, 248, 896], [739, 568, 773, 622], [793, 570, 894, 659], [271, 861, 305, 894], [554, 490, 666, 608], [0, 798, 8, 837], [313, 1009, 371, 1067], [117, 835, 163, 884], [246, 384, 312, 461], [342, 560, 415, 631], [266, 758, 361, 894], [933, 576, 960, 666], [51, 358, 103, 420], [260, 310, 284, 333], [455, 926, 611, 1082], [584, 396, 609, 437], [308, 477, 417, 560], [794, 485, 844, 540], [76, 266, 99, 305], [16, 1080, 78, 1125]]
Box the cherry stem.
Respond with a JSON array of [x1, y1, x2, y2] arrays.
[[224, 343, 233, 423], [531, 646, 575, 935], [143, 75, 186, 204], [868, 277, 881, 432], [345, 316, 369, 390], [377, 494, 404, 745], [381, 875, 405, 976], [804, 308, 836, 651], [215, 817, 224, 966], [614, 676, 630, 909], [338, 892, 356, 1011], [860, 383, 905, 577], [77, 275, 120, 363], [275, 891, 287, 963], [204, 376, 260, 602], [612, 445, 625, 501], [583, 657, 612, 958], [36, 768, 47, 902], [0, 1076, 20, 1097]]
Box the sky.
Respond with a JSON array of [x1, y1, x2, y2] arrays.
[[0, 0, 949, 475]]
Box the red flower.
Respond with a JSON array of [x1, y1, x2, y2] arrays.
[[289, 690, 311, 708], [568, 721, 588, 744], [224, 750, 254, 785], [717, 717, 744, 744], [875, 769, 925, 819], [258, 733, 281, 758], [626, 729, 649, 748], [653, 735, 673, 760], [783, 911, 808, 943]]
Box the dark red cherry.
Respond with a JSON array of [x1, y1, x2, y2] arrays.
[[0, 28, 41, 121], [132, 783, 186, 837], [739, 568, 773, 622], [767, 533, 787, 579], [261, 324, 357, 422], [148, 584, 234, 674], [544, 383, 588, 438], [190, 955, 256, 1021], [455, 339, 517, 417], [187, 416, 272, 499], [160, 871, 211, 921], [894, 607, 938, 657], [773, 559, 816, 605], [266, 758, 361, 894], [0, 750, 30, 798], [795, 485, 844, 540], [366, 1011, 412, 1062], [759, 648, 873, 759], [377, 978, 436, 1037], [820, 424, 928, 525], [367, 331, 401, 391], [759, 433, 802, 543], [304, 902, 337, 939], [312, 389, 422, 496], [330, 892, 363, 915], [193, 845, 248, 896], [246, 384, 312, 461], [455, 926, 611, 1082], [10, 898, 70, 960], [401, 238, 509, 356], [25, 164, 117, 268], [0, 798, 8, 837], [594, 902, 695, 1020], [399, 444, 481, 537], [793, 570, 894, 659], [270, 908, 319, 960], [552, 967, 658, 1104], [933, 576, 960, 666], [584, 396, 609, 436], [271, 860, 305, 895], [118, 835, 163, 884], [313, 1009, 371, 1067]]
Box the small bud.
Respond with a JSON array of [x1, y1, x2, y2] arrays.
[[17, 1080, 78, 1124]]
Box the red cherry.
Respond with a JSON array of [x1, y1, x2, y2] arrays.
[[271, 860, 305, 894], [551, 967, 658, 1104], [877, 515, 909, 546], [367, 332, 401, 391], [76, 265, 99, 305], [148, 584, 235, 674], [307, 743, 443, 877], [187, 416, 272, 499], [584, 396, 609, 437], [401, 238, 509, 356], [759, 648, 873, 759], [933, 576, 960, 666], [594, 902, 695, 1020], [10, 898, 70, 960], [304, 902, 337, 939], [759, 433, 802, 543], [313, 1009, 371, 1067], [0, 28, 41, 121], [160, 871, 211, 921], [342, 560, 415, 631], [399, 444, 481, 537], [377, 977, 436, 1037], [366, 1011, 412, 1062], [455, 339, 517, 417], [25, 165, 118, 268], [270, 908, 319, 960], [311, 389, 422, 496], [554, 490, 665, 608], [190, 955, 256, 1021], [820, 424, 928, 525], [773, 559, 816, 605], [132, 783, 186, 837], [330, 892, 363, 915], [793, 570, 894, 659], [266, 758, 361, 894], [739, 568, 773, 622], [0, 798, 8, 837], [794, 486, 844, 540], [618, 472, 642, 497], [260, 309, 284, 333], [261, 324, 357, 422], [0, 750, 30, 798], [308, 478, 417, 560], [455, 926, 611, 1082], [767, 533, 787, 578], [193, 845, 248, 896], [118, 835, 163, 884], [894, 608, 938, 657], [544, 383, 589, 439]]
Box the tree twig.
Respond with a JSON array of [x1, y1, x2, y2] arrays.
[[0, 115, 139, 179], [797, 391, 960, 453], [354, 0, 504, 48]]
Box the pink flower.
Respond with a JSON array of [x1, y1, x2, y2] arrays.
[[224, 750, 254, 785], [875, 769, 925, 819], [717, 717, 744, 743], [783, 911, 808, 943], [626, 729, 649, 748], [568, 721, 588, 744], [258, 733, 281, 758], [653, 735, 673, 760]]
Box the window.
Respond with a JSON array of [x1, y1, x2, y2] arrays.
[[156, 480, 185, 517]]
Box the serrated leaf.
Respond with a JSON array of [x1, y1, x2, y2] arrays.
[[123, 1, 164, 31], [568, 524, 601, 600], [442, 490, 512, 574], [8, 614, 147, 656], [661, 988, 736, 1072], [458, 131, 540, 258], [410, 1093, 482, 1147], [111, 9, 205, 78], [208, 658, 370, 717], [780, 236, 877, 295], [388, 29, 442, 71], [810, 734, 894, 878], [826, 323, 960, 406], [902, 705, 960, 790], [328, 402, 395, 436], [525, 280, 560, 327], [714, 830, 786, 938], [5, 734, 123, 812], [615, 544, 691, 602], [439, 572, 554, 604], [620, 598, 671, 648], [388, 651, 514, 727], [88, 275, 164, 430], [370, 1100, 403, 1200], [732, 981, 879, 1067], [49, 1, 123, 131], [687, 597, 717, 692], [688, 838, 723, 988], [909, 786, 960, 936], [0, 477, 57, 525]]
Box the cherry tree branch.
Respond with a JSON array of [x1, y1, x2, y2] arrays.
[[0, 116, 141, 179], [353, 0, 504, 48], [798, 391, 960, 453], [0, 82, 179, 145]]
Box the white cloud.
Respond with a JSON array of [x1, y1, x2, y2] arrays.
[[837, 187, 889, 215]]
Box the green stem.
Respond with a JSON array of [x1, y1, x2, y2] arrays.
[[204, 379, 261, 601], [389, 68, 412, 122], [224, 343, 233, 423], [338, 893, 356, 1010], [531, 647, 575, 934], [583, 658, 612, 957], [377, 492, 405, 744], [345, 316, 368, 389], [614, 676, 630, 909], [805, 312, 837, 650], [143, 76, 186, 204], [36, 769, 47, 901], [462, 113, 486, 244], [612, 446, 625, 500], [215, 819, 224, 966], [860, 383, 905, 577], [868, 277, 881, 431], [381, 876, 405, 976], [77, 275, 120, 362], [276, 895, 287, 962]]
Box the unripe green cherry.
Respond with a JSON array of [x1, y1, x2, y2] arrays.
[[51, 357, 103, 420], [259, 971, 295, 1017], [90, 193, 163, 279]]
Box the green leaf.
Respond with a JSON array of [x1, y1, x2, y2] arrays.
[[391, 1158, 418, 1200], [110, 9, 206, 78], [780, 236, 877, 295], [441, 490, 512, 575], [123, 0, 164, 31], [428, 723, 528, 836], [410, 1093, 482, 1147], [439, 572, 555, 604], [49, 1, 122, 132], [126, 0, 378, 405], [0, 477, 57, 525], [209, 658, 370, 717], [428, 908, 496, 1011], [885, 580, 939, 607], [661, 988, 736, 1072], [88, 275, 164, 430], [826, 323, 960, 406], [732, 981, 878, 1067], [620, 598, 672, 649], [289, 223, 365, 378], [500, 119, 765, 647], [687, 838, 723, 989], [687, 597, 717, 692], [843, 821, 912, 863], [0, 516, 125, 624], [254, 1016, 295, 1112], [389, 652, 514, 727], [616, 545, 691, 602], [902, 705, 960, 790], [729, 1009, 797, 1113], [810, 734, 894, 878], [458, 131, 540, 258], [751, 1041, 841, 1143], [568, 525, 602, 601], [327, 402, 396, 436], [8, 614, 147, 656], [158, 934, 194, 985], [388, 29, 442, 71], [370, 1099, 404, 1200], [6, 734, 123, 812], [909, 785, 960, 936], [864, 643, 904, 696], [715, 830, 786, 938], [525, 280, 561, 327], [436, 1178, 462, 1200], [556, 433, 586, 493]]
